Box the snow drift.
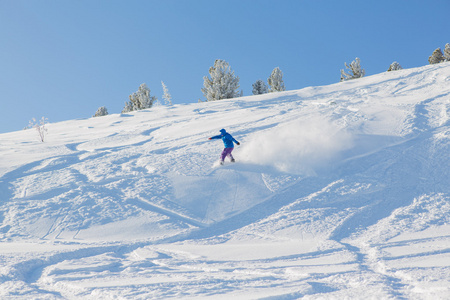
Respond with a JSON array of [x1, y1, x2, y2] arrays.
[[0, 63, 449, 299]]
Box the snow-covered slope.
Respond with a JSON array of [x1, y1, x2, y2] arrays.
[[0, 63, 449, 299]]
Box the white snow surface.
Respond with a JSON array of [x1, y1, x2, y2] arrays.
[[1, 63, 449, 299]]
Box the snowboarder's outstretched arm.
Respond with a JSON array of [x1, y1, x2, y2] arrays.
[[208, 131, 240, 146], [208, 134, 222, 140], [209, 129, 240, 164]]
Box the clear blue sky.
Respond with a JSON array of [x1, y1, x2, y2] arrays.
[[1, 0, 449, 133]]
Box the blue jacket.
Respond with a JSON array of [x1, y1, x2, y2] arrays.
[[210, 129, 239, 148]]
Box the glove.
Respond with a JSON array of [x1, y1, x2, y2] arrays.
[[208, 137, 212, 140], [237, 142, 240, 145]]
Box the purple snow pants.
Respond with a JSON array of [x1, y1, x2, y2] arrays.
[[220, 147, 234, 162]]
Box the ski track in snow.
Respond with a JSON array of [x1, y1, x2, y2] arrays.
[[0, 63, 449, 299]]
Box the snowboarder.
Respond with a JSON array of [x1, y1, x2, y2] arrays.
[[208, 129, 240, 165]]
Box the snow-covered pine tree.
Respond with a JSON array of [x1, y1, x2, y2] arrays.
[[201, 59, 240, 101], [122, 83, 157, 113], [161, 81, 172, 105], [93, 106, 108, 117], [340, 57, 365, 81], [252, 79, 268, 95], [428, 48, 445, 64], [387, 61, 403, 72], [122, 101, 134, 113], [444, 43, 450, 62], [267, 67, 285, 92]]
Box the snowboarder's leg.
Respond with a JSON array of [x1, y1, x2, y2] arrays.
[[220, 148, 234, 164], [227, 148, 235, 162], [223, 148, 235, 162], [220, 148, 228, 163]]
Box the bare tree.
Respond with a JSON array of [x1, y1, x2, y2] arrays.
[[28, 117, 48, 142]]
